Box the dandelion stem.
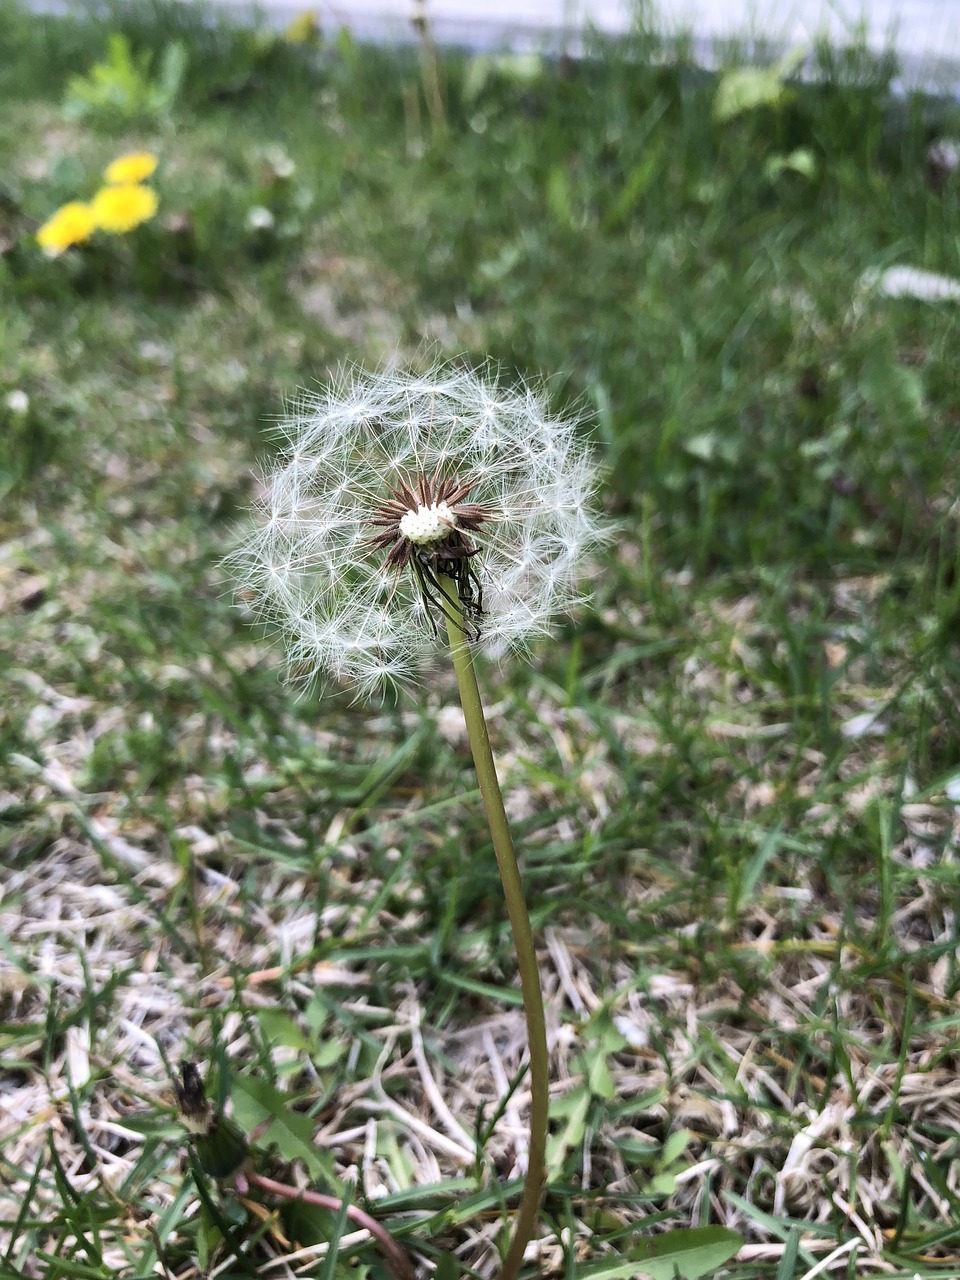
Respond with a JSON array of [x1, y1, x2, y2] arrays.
[[441, 577, 548, 1280]]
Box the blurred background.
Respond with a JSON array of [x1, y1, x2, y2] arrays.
[[183, 0, 960, 83]]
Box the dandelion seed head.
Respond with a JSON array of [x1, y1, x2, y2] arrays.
[[228, 362, 609, 696], [399, 501, 457, 545]]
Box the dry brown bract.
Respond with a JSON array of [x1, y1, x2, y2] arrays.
[[365, 468, 490, 637]]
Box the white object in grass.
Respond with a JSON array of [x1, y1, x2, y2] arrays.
[[861, 265, 960, 301]]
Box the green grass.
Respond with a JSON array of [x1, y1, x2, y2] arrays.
[[3, 1, 960, 1277]]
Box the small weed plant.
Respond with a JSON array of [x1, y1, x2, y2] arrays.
[[64, 32, 187, 127]]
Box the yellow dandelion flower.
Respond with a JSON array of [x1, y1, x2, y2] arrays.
[[91, 183, 158, 234], [104, 151, 159, 185], [284, 9, 319, 44], [36, 201, 97, 256]]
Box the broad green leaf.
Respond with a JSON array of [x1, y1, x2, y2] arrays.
[[231, 1075, 331, 1182], [614, 1137, 661, 1165], [648, 1168, 679, 1196], [581, 1226, 742, 1279], [594, 1011, 630, 1056], [764, 147, 817, 181], [683, 431, 740, 465], [315, 1038, 346, 1068], [306, 992, 330, 1035], [547, 1084, 590, 1178], [193, 1113, 249, 1179], [660, 1128, 693, 1168], [714, 47, 806, 121], [713, 66, 788, 121], [433, 1251, 460, 1280], [863, 354, 926, 426], [257, 1008, 313, 1053], [587, 1046, 616, 1100], [462, 53, 543, 104]]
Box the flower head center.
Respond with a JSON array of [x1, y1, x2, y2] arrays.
[[399, 501, 456, 545], [365, 472, 492, 641]]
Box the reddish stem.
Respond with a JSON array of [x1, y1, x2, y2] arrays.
[[241, 1170, 417, 1280]]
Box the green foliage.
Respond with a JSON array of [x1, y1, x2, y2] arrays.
[[547, 1014, 628, 1178], [230, 1075, 334, 1183], [582, 1226, 743, 1279], [615, 1129, 696, 1197], [192, 1113, 250, 1180], [0, 391, 48, 498], [63, 32, 186, 125], [763, 145, 817, 180], [461, 52, 544, 106], [712, 47, 806, 122]]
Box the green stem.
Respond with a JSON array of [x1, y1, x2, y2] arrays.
[[441, 581, 548, 1280]]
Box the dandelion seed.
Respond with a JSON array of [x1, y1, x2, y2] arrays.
[[245, 205, 275, 232], [229, 363, 608, 694]]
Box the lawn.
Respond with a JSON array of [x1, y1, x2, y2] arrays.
[[3, 2, 960, 1277]]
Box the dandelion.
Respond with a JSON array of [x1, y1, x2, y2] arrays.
[[245, 205, 275, 233], [36, 201, 97, 256], [231, 362, 608, 1280], [232, 363, 606, 698], [262, 146, 296, 180], [91, 182, 158, 234], [284, 8, 320, 44], [103, 150, 158, 185], [5, 389, 30, 415]]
